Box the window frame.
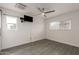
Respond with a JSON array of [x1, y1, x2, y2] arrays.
[[49, 20, 71, 31], [6, 15, 17, 30]]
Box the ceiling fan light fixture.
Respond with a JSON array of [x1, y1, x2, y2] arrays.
[[37, 7, 55, 17], [42, 13, 45, 16], [15, 3, 27, 10]]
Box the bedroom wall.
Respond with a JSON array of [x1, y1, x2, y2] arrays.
[[1, 8, 45, 49], [0, 11, 2, 51], [46, 11, 79, 47]]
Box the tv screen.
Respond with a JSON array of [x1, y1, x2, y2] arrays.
[[24, 15, 33, 22]]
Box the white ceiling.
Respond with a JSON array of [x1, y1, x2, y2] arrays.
[[0, 3, 79, 18]]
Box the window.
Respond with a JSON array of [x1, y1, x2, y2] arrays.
[[6, 16, 17, 30], [50, 21, 60, 30], [49, 20, 71, 30]]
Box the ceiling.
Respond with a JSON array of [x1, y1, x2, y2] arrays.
[[0, 3, 79, 18]]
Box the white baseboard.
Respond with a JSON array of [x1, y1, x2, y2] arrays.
[[48, 38, 79, 48], [2, 38, 44, 50]]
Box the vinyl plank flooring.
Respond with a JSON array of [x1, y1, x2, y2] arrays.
[[1, 39, 79, 55]]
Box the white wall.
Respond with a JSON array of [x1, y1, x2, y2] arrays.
[[1, 8, 45, 49], [31, 15, 45, 42], [0, 11, 2, 51], [46, 11, 79, 47]]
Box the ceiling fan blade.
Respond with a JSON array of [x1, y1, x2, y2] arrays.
[[42, 8, 44, 11], [37, 8, 43, 12], [45, 10, 55, 13]]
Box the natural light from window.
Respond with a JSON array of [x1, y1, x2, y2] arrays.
[[50, 21, 60, 30], [6, 16, 17, 30], [49, 20, 71, 30]]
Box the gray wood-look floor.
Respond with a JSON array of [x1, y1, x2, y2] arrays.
[[1, 39, 79, 55]]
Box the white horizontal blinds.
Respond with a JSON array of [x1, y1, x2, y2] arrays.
[[6, 16, 17, 30], [50, 21, 60, 30], [6, 16, 17, 23], [49, 20, 71, 30]]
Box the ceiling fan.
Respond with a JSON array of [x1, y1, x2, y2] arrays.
[[37, 8, 55, 17]]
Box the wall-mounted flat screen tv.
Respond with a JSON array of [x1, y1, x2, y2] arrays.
[[24, 15, 33, 22]]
